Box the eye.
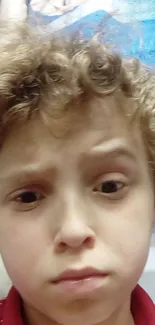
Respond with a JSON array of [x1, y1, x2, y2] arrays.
[[16, 191, 41, 204], [12, 190, 44, 211], [94, 181, 123, 194]]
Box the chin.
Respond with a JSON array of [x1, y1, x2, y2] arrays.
[[47, 299, 116, 325]]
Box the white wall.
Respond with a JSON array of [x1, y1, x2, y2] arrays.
[[139, 233, 155, 302]]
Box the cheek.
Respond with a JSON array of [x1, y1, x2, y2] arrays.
[[96, 192, 154, 280], [0, 217, 48, 290]]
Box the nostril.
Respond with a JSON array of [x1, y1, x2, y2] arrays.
[[84, 236, 94, 248], [55, 231, 95, 251], [59, 242, 67, 249], [55, 241, 67, 253]]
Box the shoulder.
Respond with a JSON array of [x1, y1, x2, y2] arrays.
[[0, 297, 6, 323], [132, 285, 155, 325], [0, 287, 24, 325]]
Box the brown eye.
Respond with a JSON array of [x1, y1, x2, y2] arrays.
[[16, 191, 41, 203], [94, 181, 123, 194]]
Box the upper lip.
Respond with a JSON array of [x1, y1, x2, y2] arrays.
[[52, 267, 108, 283]]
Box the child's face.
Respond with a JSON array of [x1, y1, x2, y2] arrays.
[[0, 96, 154, 325]]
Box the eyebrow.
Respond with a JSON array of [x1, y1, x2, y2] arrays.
[[0, 164, 56, 186], [88, 139, 138, 162], [0, 140, 138, 185]]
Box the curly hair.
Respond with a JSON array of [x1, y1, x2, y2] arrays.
[[0, 22, 155, 170]]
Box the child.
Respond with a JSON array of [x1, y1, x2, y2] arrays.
[[0, 22, 154, 325]]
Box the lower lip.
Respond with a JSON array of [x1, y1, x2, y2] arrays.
[[52, 275, 108, 295]]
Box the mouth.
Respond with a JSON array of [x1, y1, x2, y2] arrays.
[[51, 267, 109, 294]]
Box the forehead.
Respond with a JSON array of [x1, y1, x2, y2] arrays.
[[0, 95, 145, 170]]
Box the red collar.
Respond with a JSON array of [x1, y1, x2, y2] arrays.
[[131, 285, 155, 325], [0, 285, 154, 325]]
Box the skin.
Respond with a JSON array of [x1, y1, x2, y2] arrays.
[[0, 96, 154, 325]]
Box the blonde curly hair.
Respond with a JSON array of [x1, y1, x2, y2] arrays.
[[0, 22, 155, 170]]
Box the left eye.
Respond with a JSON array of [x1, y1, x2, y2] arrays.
[[93, 181, 124, 194]]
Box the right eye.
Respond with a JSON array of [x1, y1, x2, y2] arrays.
[[16, 191, 41, 204], [12, 190, 44, 211]]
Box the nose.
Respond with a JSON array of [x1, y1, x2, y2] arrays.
[[54, 193, 95, 252], [55, 220, 95, 251]]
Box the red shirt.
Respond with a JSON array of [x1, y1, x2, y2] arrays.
[[0, 285, 154, 324]]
